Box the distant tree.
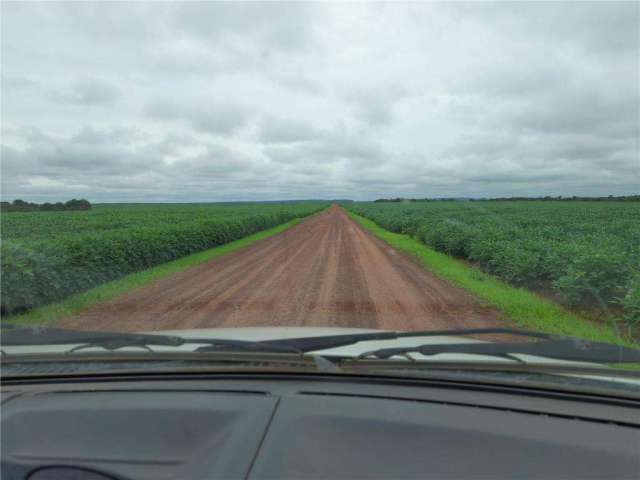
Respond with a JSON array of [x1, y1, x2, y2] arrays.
[[12, 199, 29, 208], [374, 195, 639, 203], [10, 199, 34, 211], [64, 198, 92, 210], [3, 198, 92, 212]]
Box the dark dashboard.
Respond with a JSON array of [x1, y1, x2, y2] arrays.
[[2, 374, 639, 479]]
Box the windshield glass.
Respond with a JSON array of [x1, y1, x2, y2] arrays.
[[1, 2, 639, 387]]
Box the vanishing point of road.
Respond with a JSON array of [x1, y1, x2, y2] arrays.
[[58, 205, 504, 332]]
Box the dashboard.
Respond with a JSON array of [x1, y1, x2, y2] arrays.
[[2, 373, 639, 479]]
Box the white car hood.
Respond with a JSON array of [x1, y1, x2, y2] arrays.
[[157, 326, 485, 358], [3, 326, 480, 358], [150, 326, 603, 367], [4, 326, 640, 387], [0, 326, 601, 367]]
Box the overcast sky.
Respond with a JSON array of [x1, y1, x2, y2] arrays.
[[1, 1, 638, 202]]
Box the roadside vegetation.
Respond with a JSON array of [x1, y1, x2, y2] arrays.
[[3, 218, 310, 326], [1, 202, 328, 316], [345, 201, 640, 341]]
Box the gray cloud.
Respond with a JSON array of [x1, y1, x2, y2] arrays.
[[174, 2, 318, 52], [258, 116, 323, 144], [2, 131, 156, 184], [263, 130, 385, 171], [146, 99, 252, 135], [70, 126, 148, 145], [1, 2, 638, 201], [345, 85, 408, 126], [48, 78, 121, 107], [1, 74, 39, 90], [169, 144, 259, 178], [507, 94, 638, 138], [451, 2, 640, 54]]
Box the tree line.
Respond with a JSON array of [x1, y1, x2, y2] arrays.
[[374, 195, 640, 203], [1, 199, 92, 212]]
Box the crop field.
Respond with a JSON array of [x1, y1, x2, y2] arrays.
[[1, 202, 327, 315], [345, 201, 640, 327]]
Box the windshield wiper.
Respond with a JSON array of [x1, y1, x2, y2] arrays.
[[0, 325, 568, 355], [256, 328, 640, 365], [357, 338, 640, 364], [0, 325, 303, 356], [0, 325, 550, 367], [4, 325, 638, 364], [257, 327, 559, 352]]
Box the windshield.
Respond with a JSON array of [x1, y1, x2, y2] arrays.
[[1, 2, 639, 388]]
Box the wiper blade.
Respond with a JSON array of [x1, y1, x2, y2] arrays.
[[191, 340, 302, 355], [2, 326, 543, 351], [8, 325, 632, 364], [358, 338, 640, 364], [258, 327, 559, 353], [0, 325, 302, 356], [1, 325, 184, 348]]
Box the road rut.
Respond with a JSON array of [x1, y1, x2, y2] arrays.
[[58, 205, 505, 331]]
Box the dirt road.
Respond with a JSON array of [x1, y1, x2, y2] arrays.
[[58, 205, 504, 332]]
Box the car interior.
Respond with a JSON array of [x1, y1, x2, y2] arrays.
[[2, 372, 639, 480]]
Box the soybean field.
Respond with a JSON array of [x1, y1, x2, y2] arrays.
[[345, 201, 640, 327], [1, 202, 327, 314]]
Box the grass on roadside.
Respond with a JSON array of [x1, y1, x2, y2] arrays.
[[3, 217, 306, 327], [347, 211, 636, 347]]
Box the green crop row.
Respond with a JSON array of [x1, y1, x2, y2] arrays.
[[1, 202, 328, 314], [345, 201, 640, 326]]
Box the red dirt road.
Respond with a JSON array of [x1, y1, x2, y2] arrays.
[[58, 205, 505, 332]]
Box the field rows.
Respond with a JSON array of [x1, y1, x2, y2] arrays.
[[1, 202, 328, 315], [345, 201, 640, 327]]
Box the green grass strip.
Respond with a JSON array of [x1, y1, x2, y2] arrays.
[[347, 210, 637, 347], [4, 217, 307, 326]]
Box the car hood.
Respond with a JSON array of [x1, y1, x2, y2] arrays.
[[148, 327, 606, 367], [0, 326, 616, 368], [2, 326, 480, 357], [4, 326, 640, 389], [156, 326, 485, 357]]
